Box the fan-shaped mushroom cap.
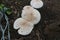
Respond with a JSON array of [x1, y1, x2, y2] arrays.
[[18, 23, 34, 35], [13, 18, 22, 29], [21, 6, 41, 24], [13, 18, 34, 35], [30, 0, 43, 8]]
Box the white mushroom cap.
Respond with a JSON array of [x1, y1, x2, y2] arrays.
[[22, 6, 34, 14], [13, 18, 34, 35], [30, 0, 43, 8], [21, 6, 41, 24], [18, 23, 34, 35], [13, 18, 22, 29]]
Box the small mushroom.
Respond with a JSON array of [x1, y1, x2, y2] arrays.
[[21, 6, 41, 24], [13, 18, 34, 35], [30, 0, 43, 8]]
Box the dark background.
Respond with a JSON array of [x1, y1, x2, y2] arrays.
[[0, 0, 60, 40]]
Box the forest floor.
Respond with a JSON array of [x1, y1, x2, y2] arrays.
[[0, 0, 60, 40]]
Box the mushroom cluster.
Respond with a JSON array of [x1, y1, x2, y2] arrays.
[[13, 6, 41, 35], [13, 0, 43, 35]]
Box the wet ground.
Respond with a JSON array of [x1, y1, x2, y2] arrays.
[[0, 0, 60, 40]]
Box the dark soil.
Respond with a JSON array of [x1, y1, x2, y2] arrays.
[[0, 0, 60, 40]]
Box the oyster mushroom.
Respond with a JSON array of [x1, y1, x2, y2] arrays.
[[30, 0, 43, 8], [13, 18, 34, 35], [21, 6, 41, 24]]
